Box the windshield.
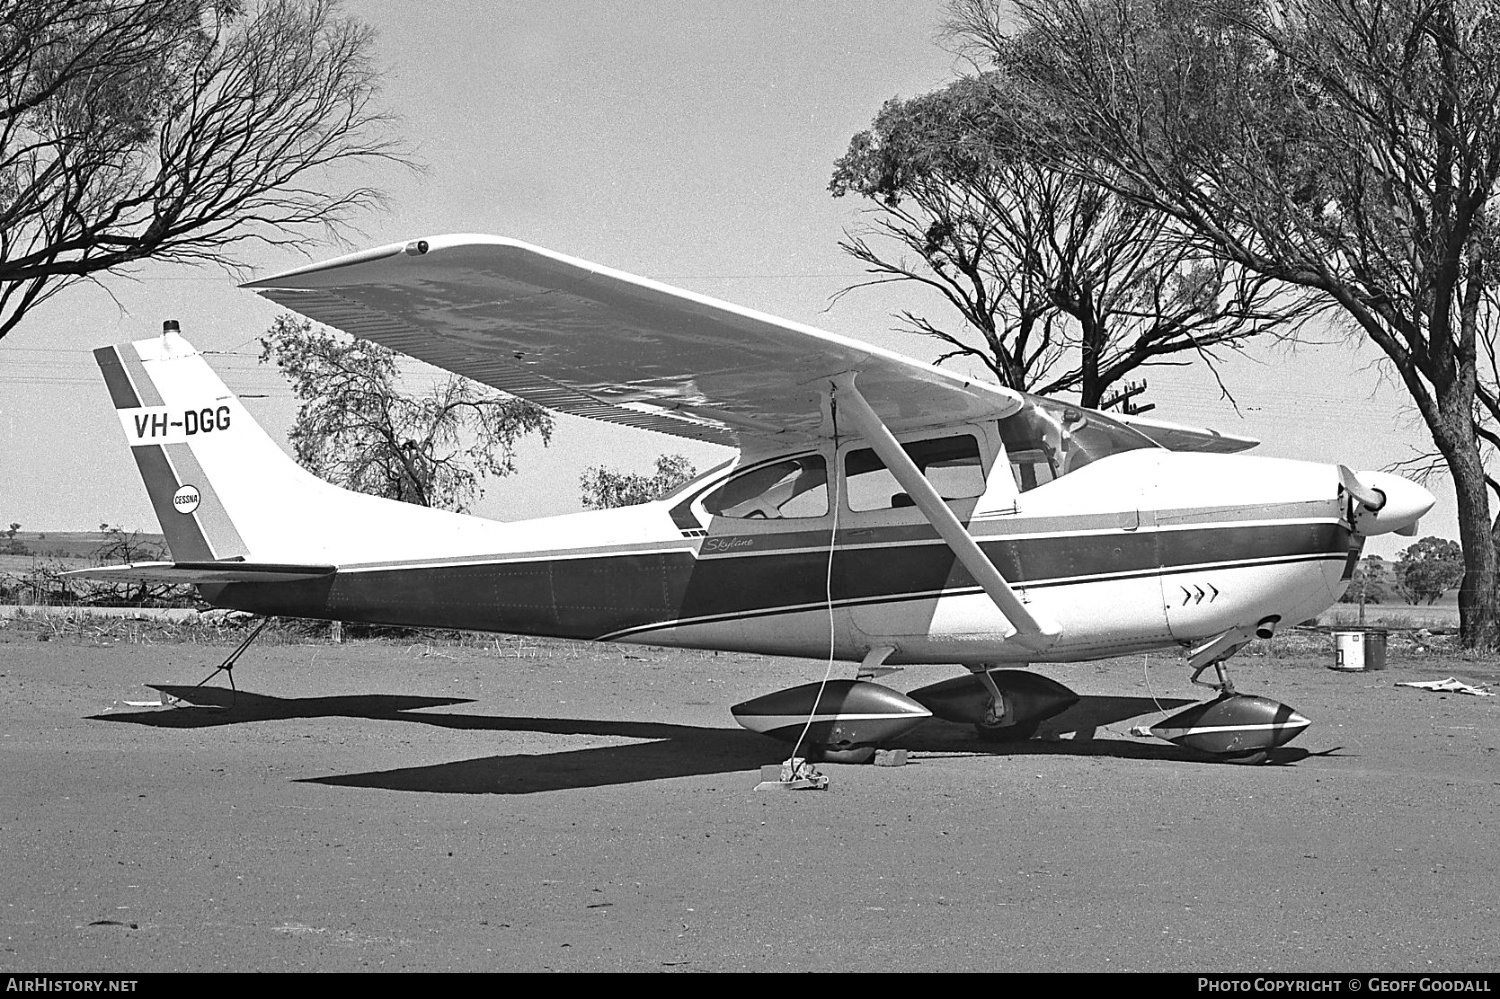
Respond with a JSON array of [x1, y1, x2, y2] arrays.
[[998, 397, 1157, 492]]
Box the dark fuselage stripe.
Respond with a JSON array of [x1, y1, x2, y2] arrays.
[[596, 550, 1348, 641], [207, 521, 1351, 641]]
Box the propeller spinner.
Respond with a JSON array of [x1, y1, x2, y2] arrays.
[[1339, 466, 1435, 536]]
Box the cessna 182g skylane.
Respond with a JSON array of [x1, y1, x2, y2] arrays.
[[74, 235, 1435, 764]]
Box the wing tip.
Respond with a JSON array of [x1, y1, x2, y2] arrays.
[[239, 241, 410, 289], [240, 234, 547, 290]]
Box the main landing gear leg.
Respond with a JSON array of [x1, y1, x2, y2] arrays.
[[974, 665, 1007, 723], [906, 667, 1078, 741], [192, 616, 273, 706], [969, 663, 1040, 743]]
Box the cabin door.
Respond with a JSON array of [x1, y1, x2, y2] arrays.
[[837, 428, 1005, 641]]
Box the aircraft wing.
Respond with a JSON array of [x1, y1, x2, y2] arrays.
[[1111, 412, 1259, 454], [65, 562, 336, 584], [242, 235, 1023, 446]]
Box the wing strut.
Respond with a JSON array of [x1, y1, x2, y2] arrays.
[[832, 373, 1059, 651]]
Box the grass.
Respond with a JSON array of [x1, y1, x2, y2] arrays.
[[0, 606, 611, 659], [1318, 602, 1460, 631]]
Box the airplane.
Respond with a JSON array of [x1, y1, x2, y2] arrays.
[[71, 234, 1436, 765]]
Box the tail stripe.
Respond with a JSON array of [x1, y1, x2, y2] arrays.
[[162, 442, 248, 560], [118, 344, 165, 407], [93, 347, 142, 410], [131, 444, 216, 561]]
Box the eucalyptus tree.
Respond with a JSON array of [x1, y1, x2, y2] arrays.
[[951, 0, 1500, 646], [580, 455, 698, 510], [260, 315, 553, 513], [830, 67, 1321, 408]]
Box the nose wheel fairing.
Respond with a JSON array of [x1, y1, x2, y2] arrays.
[[1150, 694, 1311, 759], [1166, 617, 1313, 758]]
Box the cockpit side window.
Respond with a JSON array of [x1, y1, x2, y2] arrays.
[[701, 454, 829, 519], [844, 434, 985, 512], [998, 398, 1157, 493]]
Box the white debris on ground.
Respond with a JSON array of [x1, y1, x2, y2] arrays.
[[754, 757, 829, 791], [1395, 677, 1496, 697]]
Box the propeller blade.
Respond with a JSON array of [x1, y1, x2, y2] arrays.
[[1338, 464, 1385, 511]]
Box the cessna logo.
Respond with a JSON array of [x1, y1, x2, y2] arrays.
[[173, 485, 201, 515]]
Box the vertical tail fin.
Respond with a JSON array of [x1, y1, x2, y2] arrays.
[[96, 329, 265, 562], [100, 326, 514, 565]]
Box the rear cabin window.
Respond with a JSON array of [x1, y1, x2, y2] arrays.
[[999, 398, 1157, 493], [844, 434, 986, 512], [701, 455, 829, 519]]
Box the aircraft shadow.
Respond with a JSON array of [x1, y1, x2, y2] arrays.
[[87, 687, 1313, 794], [93, 684, 783, 792], [92, 685, 480, 727]]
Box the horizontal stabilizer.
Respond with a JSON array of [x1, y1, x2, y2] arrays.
[[64, 561, 337, 584]]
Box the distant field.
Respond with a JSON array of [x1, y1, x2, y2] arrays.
[[0, 554, 92, 574], [1318, 602, 1461, 630], [0, 530, 166, 564], [1, 531, 183, 608]]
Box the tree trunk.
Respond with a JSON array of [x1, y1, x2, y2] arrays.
[[1079, 318, 1103, 408], [1434, 415, 1499, 648]]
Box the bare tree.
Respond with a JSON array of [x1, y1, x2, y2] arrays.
[[89, 526, 193, 605], [829, 70, 1323, 407], [260, 315, 553, 513], [0, 0, 407, 340], [957, 0, 1500, 647]]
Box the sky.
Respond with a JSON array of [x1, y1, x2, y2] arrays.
[[0, 1, 1455, 559]]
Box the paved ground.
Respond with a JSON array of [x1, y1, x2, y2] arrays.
[[1, 626, 1496, 972]]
